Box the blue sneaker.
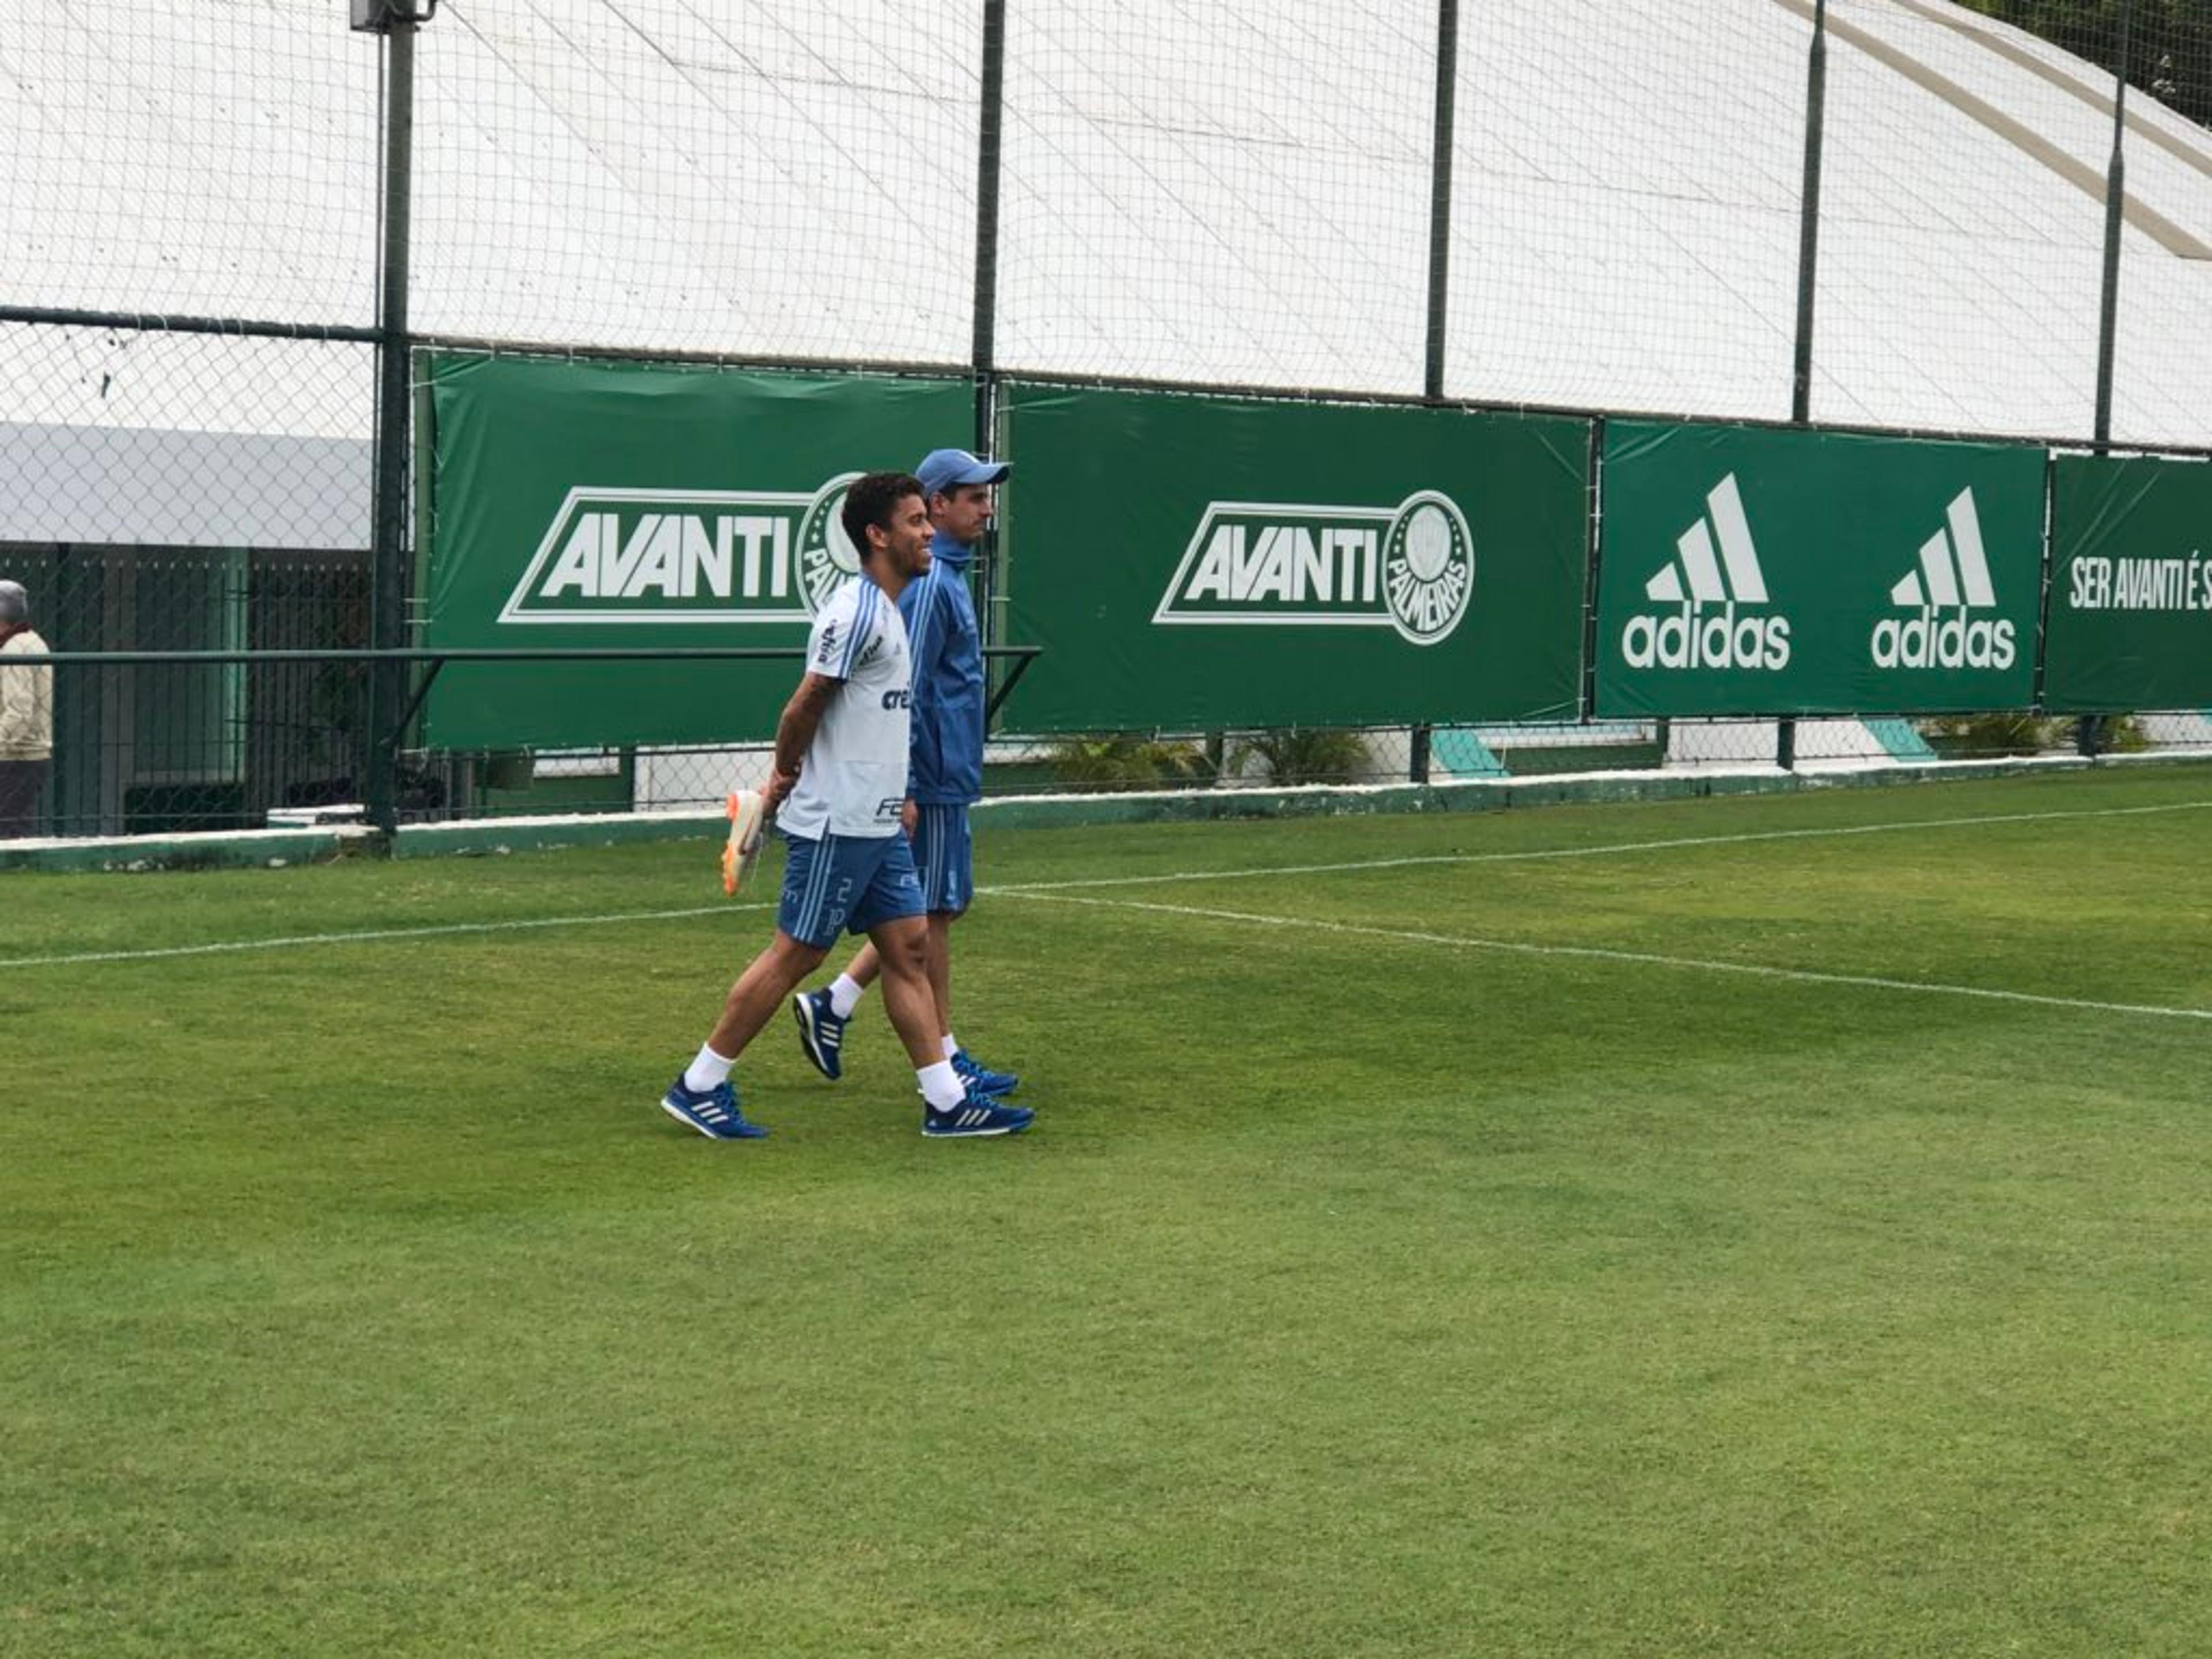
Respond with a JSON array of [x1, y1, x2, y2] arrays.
[[660, 1075, 769, 1140], [791, 988, 849, 1081], [923, 1092, 1034, 1138], [951, 1048, 1020, 1097]]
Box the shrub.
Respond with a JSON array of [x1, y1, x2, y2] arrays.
[[1229, 727, 1374, 785], [1916, 714, 2055, 757], [1047, 736, 1213, 790]]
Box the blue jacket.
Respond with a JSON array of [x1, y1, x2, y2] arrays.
[[899, 529, 986, 804]]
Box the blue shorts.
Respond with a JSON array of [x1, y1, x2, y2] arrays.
[[910, 803, 974, 915], [777, 831, 926, 949]]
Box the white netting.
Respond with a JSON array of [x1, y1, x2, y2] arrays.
[[0, 0, 380, 323], [412, 0, 980, 362], [1449, 2, 1807, 420], [3, 1, 2207, 426], [995, 0, 1434, 392]]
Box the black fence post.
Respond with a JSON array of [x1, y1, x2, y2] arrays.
[[366, 9, 420, 841], [1411, 0, 1458, 782], [1579, 419, 1604, 728], [972, 0, 1006, 437], [2093, 0, 2132, 453], [1425, 0, 1459, 406], [1791, 0, 1828, 427], [973, 0, 1010, 734], [2081, 0, 2133, 763], [2032, 447, 2056, 719], [1779, 0, 1828, 775]]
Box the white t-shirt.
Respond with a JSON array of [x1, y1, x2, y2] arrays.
[[777, 575, 912, 840]]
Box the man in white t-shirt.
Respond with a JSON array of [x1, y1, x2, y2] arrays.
[[660, 472, 1034, 1142]]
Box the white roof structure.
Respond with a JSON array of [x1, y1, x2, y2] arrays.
[[1446, 0, 2212, 438], [0, 421, 370, 550], [1, 0, 2207, 546]]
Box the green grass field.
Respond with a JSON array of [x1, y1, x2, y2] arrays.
[[5, 765, 2211, 1657]]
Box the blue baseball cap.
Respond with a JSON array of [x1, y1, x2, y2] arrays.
[[915, 448, 1010, 499]]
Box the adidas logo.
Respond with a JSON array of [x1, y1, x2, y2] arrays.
[[1619, 474, 1792, 671], [1870, 489, 2017, 671]]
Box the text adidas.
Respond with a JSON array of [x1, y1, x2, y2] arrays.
[[1623, 604, 1791, 671], [1871, 609, 2016, 671]]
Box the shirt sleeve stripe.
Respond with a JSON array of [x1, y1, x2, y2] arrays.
[[907, 567, 944, 678], [836, 588, 861, 679], [840, 583, 876, 680]]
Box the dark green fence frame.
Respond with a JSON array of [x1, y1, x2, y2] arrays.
[[18, 647, 1041, 837]]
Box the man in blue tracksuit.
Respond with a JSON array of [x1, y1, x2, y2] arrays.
[[789, 448, 1021, 1100]]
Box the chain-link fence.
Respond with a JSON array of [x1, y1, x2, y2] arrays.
[[3, 0, 2209, 840]]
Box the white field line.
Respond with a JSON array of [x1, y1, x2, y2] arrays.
[[0, 903, 767, 971], [980, 797, 2212, 895], [998, 891, 2212, 1025], [4, 795, 2207, 975]]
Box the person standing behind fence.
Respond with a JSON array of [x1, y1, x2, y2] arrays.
[[790, 449, 1021, 1101], [0, 581, 52, 838]]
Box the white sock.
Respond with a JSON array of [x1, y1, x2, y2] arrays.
[[829, 974, 866, 1020], [918, 1060, 965, 1111], [683, 1044, 736, 1094], [941, 1032, 959, 1060]]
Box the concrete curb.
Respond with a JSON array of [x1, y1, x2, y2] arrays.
[[5, 748, 2202, 872]]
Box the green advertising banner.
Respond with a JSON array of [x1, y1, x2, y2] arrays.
[[1594, 423, 2046, 717], [997, 385, 1588, 732], [419, 354, 972, 747], [2046, 454, 2212, 711]]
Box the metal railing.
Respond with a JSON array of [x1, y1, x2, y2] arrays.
[[0, 646, 1039, 839]]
